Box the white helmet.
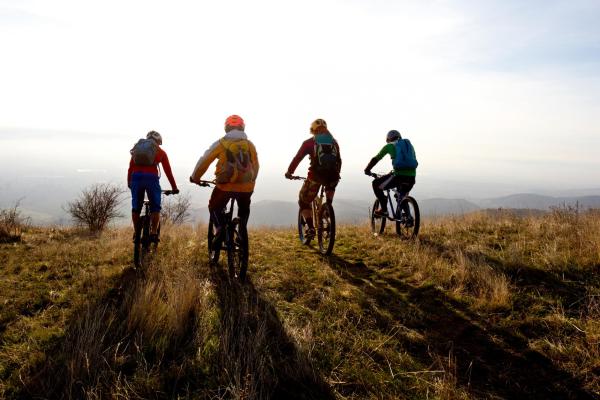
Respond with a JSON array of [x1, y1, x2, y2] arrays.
[[146, 130, 162, 145]]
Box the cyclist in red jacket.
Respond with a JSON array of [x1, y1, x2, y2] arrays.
[[285, 119, 341, 238], [127, 131, 179, 243]]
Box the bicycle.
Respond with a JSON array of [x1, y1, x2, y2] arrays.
[[133, 190, 177, 268], [288, 176, 336, 255], [191, 179, 249, 282], [367, 172, 420, 239]]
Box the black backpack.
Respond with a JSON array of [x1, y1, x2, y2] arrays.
[[312, 133, 340, 181]]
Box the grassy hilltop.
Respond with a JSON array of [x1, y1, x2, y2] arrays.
[[1, 209, 599, 399]]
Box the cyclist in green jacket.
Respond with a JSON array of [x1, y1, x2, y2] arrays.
[[364, 130, 416, 217]]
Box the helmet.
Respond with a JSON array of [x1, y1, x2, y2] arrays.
[[386, 130, 401, 143], [310, 118, 327, 134], [147, 130, 163, 145], [225, 115, 245, 130]]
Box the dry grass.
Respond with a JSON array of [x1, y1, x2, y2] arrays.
[[1, 208, 599, 399]]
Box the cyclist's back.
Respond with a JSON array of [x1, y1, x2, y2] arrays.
[[190, 115, 259, 233]]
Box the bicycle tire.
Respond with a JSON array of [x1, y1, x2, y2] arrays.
[[227, 219, 248, 282], [318, 203, 335, 255], [297, 209, 312, 245], [371, 199, 386, 235], [207, 218, 221, 264], [396, 196, 420, 239]]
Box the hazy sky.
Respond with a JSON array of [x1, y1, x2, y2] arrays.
[[1, 0, 600, 206]]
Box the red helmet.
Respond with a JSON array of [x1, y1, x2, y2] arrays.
[[225, 115, 245, 130]]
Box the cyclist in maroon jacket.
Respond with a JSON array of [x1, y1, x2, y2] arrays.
[[285, 119, 341, 238]]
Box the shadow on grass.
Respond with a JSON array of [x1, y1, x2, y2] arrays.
[[17, 264, 213, 399], [326, 252, 596, 400], [208, 265, 335, 400]]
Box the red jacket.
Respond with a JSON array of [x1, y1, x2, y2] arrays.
[[127, 147, 177, 189]]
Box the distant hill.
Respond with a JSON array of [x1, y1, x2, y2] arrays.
[[475, 193, 600, 210]]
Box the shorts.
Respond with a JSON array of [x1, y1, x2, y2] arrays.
[[131, 172, 161, 213], [299, 178, 338, 209]]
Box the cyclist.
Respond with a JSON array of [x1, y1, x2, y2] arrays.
[[190, 115, 259, 243], [364, 129, 417, 218], [128, 130, 179, 243], [285, 119, 341, 238]]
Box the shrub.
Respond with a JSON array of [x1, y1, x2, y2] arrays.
[[66, 184, 124, 233], [161, 193, 192, 225], [0, 200, 29, 242]]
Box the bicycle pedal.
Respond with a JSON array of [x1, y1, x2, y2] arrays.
[[231, 217, 240, 224]]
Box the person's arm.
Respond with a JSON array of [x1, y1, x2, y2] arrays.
[[286, 139, 311, 177], [364, 144, 391, 174], [159, 150, 178, 191], [191, 140, 220, 183], [335, 139, 342, 175], [250, 141, 259, 179], [127, 158, 134, 188]]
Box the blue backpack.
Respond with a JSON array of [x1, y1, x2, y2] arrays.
[[393, 139, 418, 169]]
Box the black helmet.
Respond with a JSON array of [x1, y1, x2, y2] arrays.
[[386, 130, 401, 143]]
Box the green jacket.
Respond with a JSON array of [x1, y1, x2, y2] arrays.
[[375, 142, 416, 177]]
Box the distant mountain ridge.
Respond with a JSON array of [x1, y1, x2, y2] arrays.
[[475, 193, 600, 210]]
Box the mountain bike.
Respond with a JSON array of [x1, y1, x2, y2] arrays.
[[133, 190, 177, 268], [367, 172, 420, 239], [191, 179, 249, 282], [288, 176, 336, 255]]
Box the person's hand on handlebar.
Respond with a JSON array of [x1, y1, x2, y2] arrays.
[[285, 172, 293, 180], [171, 188, 180, 195]]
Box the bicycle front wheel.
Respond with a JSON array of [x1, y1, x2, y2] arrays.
[[396, 196, 420, 239], [207, 218, 221, 264], [371, 199, 386, 235], [318, 203, 335, 255], [227, 219, 248, 282], [297, 209, 312, 245]]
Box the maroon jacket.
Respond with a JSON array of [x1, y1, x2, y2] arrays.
[[287, 134, 341, 183]]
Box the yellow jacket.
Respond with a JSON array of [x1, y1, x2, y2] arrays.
[[191, 129, 259, 192]]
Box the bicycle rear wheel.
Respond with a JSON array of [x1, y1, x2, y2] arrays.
[[297, 209, 312, 245], [207, 218, 221, 264], [227, 219, 248, 282], [371, 199, 386, 235], [318, 203, 335, 255], [396, 196, 420, 239]]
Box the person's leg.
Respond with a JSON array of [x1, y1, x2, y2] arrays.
[[208, 187, 230, 233], [298, 179, 320, 231], [397, 176, 416, 216], [131, 175, 144, 240], [235, 192, 252, 256], [372, 173, 395, 213], [147, 175, 162, 238], [324, 180, 339, 204]]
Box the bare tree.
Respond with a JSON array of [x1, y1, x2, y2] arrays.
[[0, 200, 29, 243], [161, 193, 192, 225], [66, 184, 124, 233]]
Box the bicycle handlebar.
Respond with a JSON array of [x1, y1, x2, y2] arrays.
[[287, 175, 306, 181], [189, 177, 215, 187], [162, 190, 179, 196]]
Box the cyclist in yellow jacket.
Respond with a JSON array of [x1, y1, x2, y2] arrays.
[[190, 115, 259, 239]]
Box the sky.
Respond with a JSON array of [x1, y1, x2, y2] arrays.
[[1, 0, 600, 214]]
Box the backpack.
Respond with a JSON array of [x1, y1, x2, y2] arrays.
[[312, 133, 341, 181], [217, 139, 256, 184], [393, 139, 418, 169], [130, 138, 159, 166]]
